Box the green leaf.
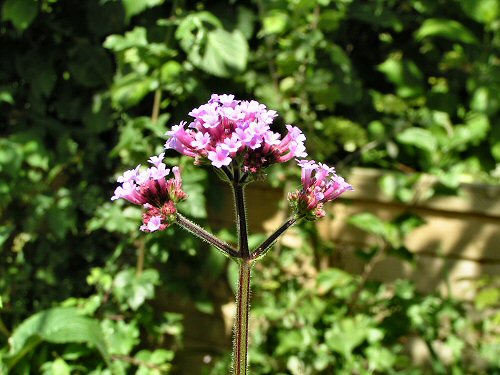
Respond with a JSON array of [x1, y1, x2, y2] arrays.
[[196, 29, 249, 77], [176, 12, 248, 77], [446, 112, 490, 151], [104, 27, 148, 52], [460, 0, 499, 24], [378, 56, 424, 98], [4, 307, 109, 370], [396, 127, 437, 153], [113, 268, 160, 310], [101, 319, 139, 355], [348, 213, 388, 238], [110, 72, 155, 109], [2, 0, 38, 31], [316, 268, 353, 295], [261, 10, 289, 35], [325, 316, 373, 359], [122, 0, 165, 21], [415, 19, 478, 44], [135, 349, 173, 375]]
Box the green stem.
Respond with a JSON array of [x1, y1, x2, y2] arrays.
[[232, 169, 249, 259], [176, 213, 239, 258], [233, 260, 252, 375]]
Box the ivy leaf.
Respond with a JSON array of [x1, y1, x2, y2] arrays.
[[415, 19, 478, 44], [2, 0, 38, 31]]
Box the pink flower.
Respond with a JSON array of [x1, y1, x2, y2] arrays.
[[221, 133, 242, 153], [112, 154, 187, 232], [164, 94, 310, 174], [208, 145, 232, 168], [191, 132, 211, 150], [288, 159, 353, 220]]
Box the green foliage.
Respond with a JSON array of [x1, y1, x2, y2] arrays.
[[3, 307, 109, 371]]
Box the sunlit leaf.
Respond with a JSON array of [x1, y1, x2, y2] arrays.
[[5, 308, 109, 370], [415, 18, 478, 44]]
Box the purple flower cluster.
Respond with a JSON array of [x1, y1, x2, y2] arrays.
[[164, 94, 307, 173], [111, 153, 187, 232], [288, 160, 353, 220]]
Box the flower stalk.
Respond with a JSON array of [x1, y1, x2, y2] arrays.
[[112, 94, 353, 374], [234, 260, 252, 375], [176, 213, 239, 258]]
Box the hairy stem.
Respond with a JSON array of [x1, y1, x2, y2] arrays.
[[251, 217, 297, 260], [176, 213, 239, 258], [232, 169, 250, 259], [233, 260, 252, 375]]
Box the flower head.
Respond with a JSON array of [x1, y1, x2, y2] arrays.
[[112, 153, 187, 232], [164, 94, 307, 174], [288, 159, 353, 220]]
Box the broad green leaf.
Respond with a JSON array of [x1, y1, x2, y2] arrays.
[[5, 307, 109, 370], [2, 0, 37, 31], [396, 127, 437, 153], [415, 19, 478, 44]]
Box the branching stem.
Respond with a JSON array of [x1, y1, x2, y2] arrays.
[[175, 213, 239, 258]]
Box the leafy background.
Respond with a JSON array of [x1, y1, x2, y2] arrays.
[[1, 0, 499, 374]]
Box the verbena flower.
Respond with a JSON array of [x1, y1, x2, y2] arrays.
[[111, 153, 187, 232], [288, 159, 353, 220], [164, 94, 307, 174]]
